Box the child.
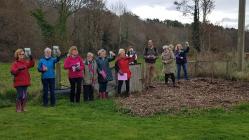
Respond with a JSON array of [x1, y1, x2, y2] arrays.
[[83, 52, 98, 101], [10, 49, 35, 112], [96, 49, 116, 99], [115, 49, 135, 97], [64, 46, 84, 103], [162, 45, 176, 87]]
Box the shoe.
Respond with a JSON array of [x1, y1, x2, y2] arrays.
[[100, 92, 105, 99], [21, 99, 27, 112], [16, 100, 22, 113], [103, 92, 108, 99], [105, 92, 109, 98]]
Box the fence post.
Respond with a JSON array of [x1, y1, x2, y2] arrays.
[[226, 60, 229, 79], [195, 60, 198, 76], [55, 62, 61, 89]]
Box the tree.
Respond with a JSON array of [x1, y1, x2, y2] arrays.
[[201, 0, 215, 23], [174, 0, 215, 52], [110, 0, 127, 48], [32, 0, 86, 51], [82, 0, 106, 52]]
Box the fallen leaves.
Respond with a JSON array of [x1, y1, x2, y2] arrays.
[[118, 78, 249, 116]]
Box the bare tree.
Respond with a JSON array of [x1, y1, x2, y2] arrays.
[[201, 0, 215, 23], [110, 0, 127, 48], [174, 0, 215, 52], [174, 0, 215, 23]]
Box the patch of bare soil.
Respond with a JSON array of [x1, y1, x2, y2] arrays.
[[118, 78, 249, 116]]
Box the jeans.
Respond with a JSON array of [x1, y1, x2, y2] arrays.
[[16, 86, 28, 101], [42, 78, 56, 106], [177, 63, 189, 80], [83, 85, 94, 101], [69, 78, 82, 103]]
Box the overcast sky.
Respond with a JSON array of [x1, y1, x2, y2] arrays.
[[107, 0, 249, 28]]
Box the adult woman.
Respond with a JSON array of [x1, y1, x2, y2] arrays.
[[10, 49, 35, 112], [83, 52, 98, 101], [64, 46, 84, 103], [161, 45, 176, 87], [115, 49, 135, 97], [96, 49, 115, 99], [38, 48, 61, 107], [175, 43, 190, 81]]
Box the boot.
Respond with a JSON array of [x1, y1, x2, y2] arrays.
[[16, 100, 22, 113], [99, 92, 103, 99], [104, 92, 108, 99], [21, 99, 27, 112]]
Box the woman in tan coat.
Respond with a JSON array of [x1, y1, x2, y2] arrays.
[[161, 45, 176, 87]]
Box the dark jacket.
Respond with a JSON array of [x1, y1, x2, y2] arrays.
[[143, 47, 158, 64], [96, 56, 115, 83], [175, 47, 189, 64]]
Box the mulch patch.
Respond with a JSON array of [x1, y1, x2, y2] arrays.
[[117, 78, 249, 116]]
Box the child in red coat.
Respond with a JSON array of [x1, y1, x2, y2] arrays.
[[115, 49, 135, 97], [10, 49, 35, 112]]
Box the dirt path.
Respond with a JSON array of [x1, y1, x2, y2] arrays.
[[118, 78, 249, 116]]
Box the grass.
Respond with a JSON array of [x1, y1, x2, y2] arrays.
[[1, 59, 249, 139], [0, 61, 69, 95], [0, 99, 249, 140]]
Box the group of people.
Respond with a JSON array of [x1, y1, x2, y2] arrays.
[[10, 39, 189, 113], [10, 46, 138, 112], [144, 40, 190, 88]]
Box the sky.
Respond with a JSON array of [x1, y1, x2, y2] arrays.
[[106, 0, 249, 29]]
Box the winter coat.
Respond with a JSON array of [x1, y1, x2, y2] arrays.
[[115, 57, 134, 80], [162, 51, 176, 74], [83, 60, 98, 85], [10, 59, 35, 88], [37, 57, 60, 79], [64, 56, 84, 79], [96, 56, 115, 83], [175, 47, 190, 64]]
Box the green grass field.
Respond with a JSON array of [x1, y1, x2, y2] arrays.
[[1, 99, 249, 140], [1, 60, 249, 140]]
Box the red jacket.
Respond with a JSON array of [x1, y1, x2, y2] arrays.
[[116, 57, 134, 79], [10, 59, 35, 88], [64, 56, 84, 78]]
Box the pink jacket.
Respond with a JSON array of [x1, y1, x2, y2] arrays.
[[64, 56, 84, 78]]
